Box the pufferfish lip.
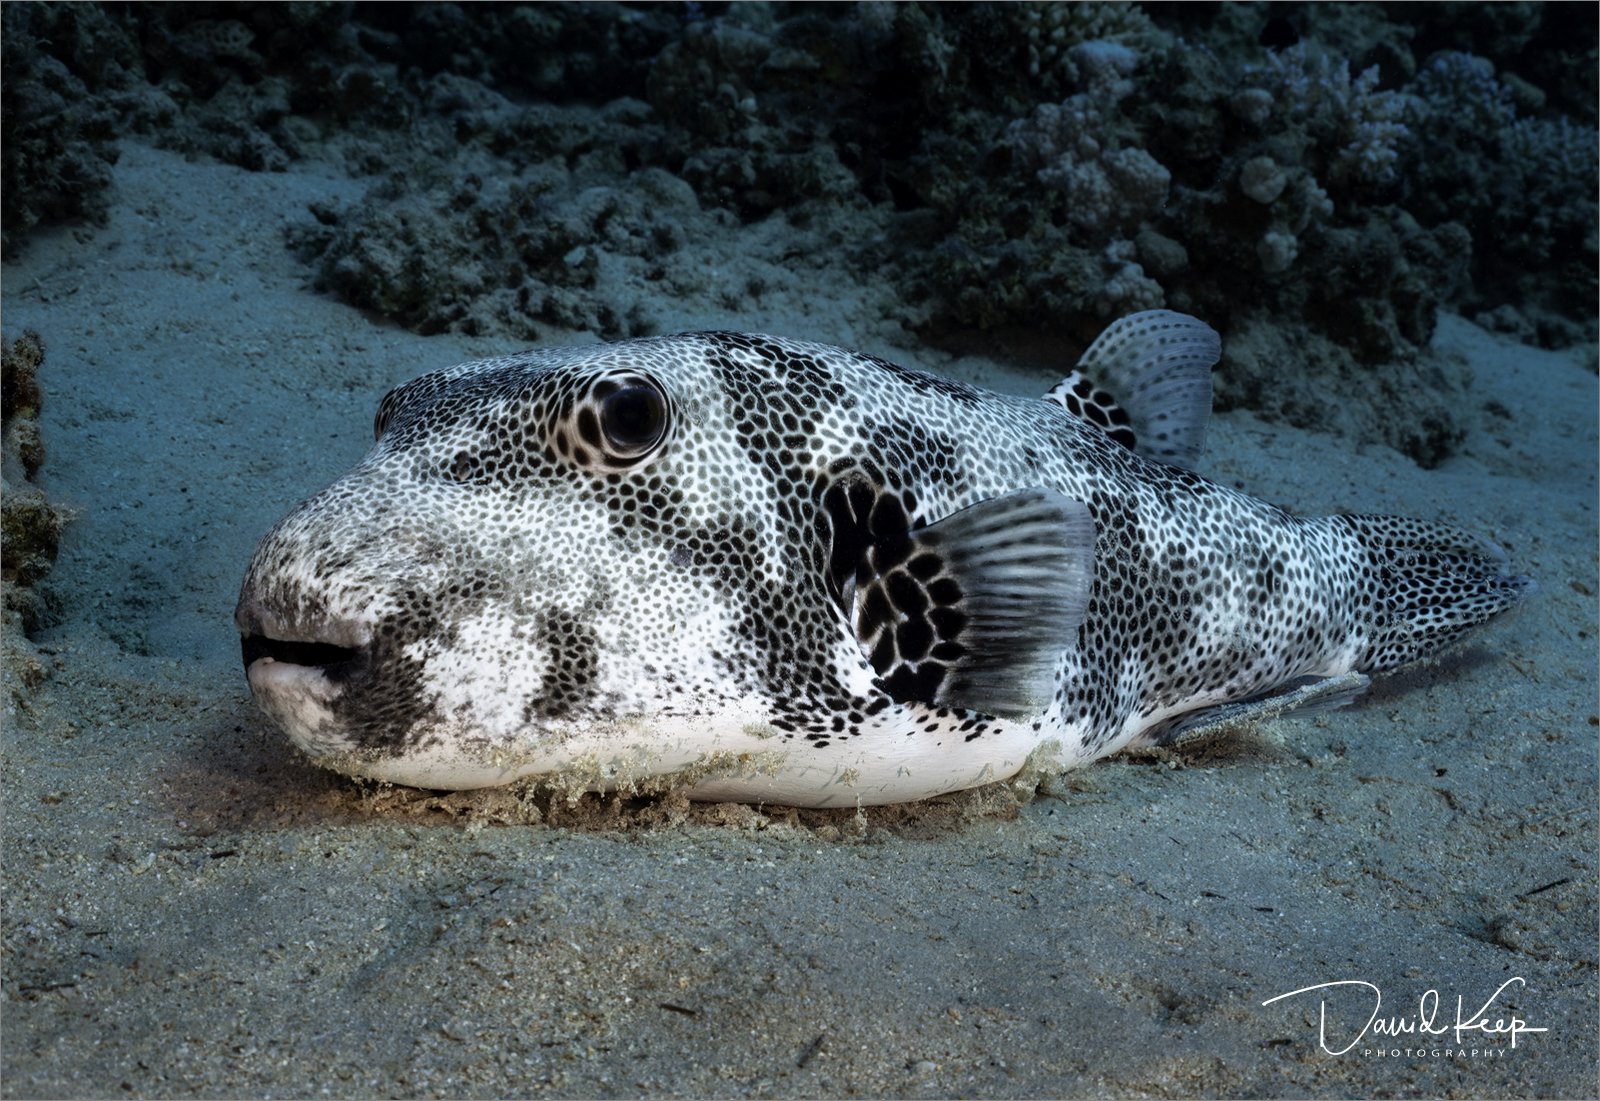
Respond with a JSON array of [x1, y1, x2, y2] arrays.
[[235, 597, 373, 683]]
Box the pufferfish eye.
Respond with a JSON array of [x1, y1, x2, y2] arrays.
[[561, 373, 674, 472], [598, 381, 667, 456]]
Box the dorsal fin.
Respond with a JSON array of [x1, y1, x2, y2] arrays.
[[1044, 310, 1220, 469], [822, 479, 1095, 721]]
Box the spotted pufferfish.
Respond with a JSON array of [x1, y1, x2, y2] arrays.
[[235, 310, 1531, 807]]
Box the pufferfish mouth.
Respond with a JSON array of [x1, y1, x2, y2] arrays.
[[239, 633, 369, 679], [235, 597, 373, 683]]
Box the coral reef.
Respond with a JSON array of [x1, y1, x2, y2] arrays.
[[3, 2, 1594, 461]]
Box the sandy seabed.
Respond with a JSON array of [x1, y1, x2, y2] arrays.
[[2, 142, 1596, 1099]]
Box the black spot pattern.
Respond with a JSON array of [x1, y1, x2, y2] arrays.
[[526, 609, 601, 720], [1337, 514, 1532, 672], [1056, 375, 1138, 452], [700, 334, 887, 747], [820, 477, 973, 708], [859, 351, 984, 407]]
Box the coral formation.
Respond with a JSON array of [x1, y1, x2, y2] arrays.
[[290, 137, 698, 340], [2, 2, 1594, 461], [1407, 50, 1598, 346], [1022, 1, 1164, 88], [0, 4, 122, 255], [1250, 44, 1410, 189], [2, 332, 68, 642], [1008, 42, 1169, 236]]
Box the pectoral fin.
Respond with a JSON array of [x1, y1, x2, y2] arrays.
[[823, 481, 1095, 721]]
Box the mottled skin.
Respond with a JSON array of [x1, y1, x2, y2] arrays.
[[237, 323, 1529, 807]]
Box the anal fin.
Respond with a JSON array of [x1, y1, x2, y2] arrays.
[[1142, 671, 1371, 748]]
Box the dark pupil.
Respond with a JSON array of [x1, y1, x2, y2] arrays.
[[601, 385, 664, 450]]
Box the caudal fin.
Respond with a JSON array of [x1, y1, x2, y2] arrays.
[[1341, 514, 1534, 672]]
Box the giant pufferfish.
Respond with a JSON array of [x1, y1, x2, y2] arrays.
[[235, 310, 1531, 807]]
